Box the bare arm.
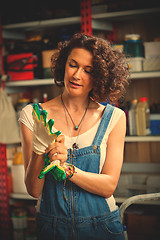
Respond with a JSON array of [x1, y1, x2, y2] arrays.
[[70, 113, 126, 198], [20, 122, 45, 198], [20, 121, 68, 198]]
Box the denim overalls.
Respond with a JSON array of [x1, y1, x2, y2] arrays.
[[36, 104, 125, 240]]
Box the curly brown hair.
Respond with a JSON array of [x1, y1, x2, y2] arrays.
[[51, 33, 130, 104]]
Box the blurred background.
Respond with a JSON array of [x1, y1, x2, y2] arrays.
[[0, 0, 160, 239]]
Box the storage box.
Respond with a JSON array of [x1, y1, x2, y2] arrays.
[[150, 114, 160, 135], [143, 56, 160, 71], [42, 50, 57, 78], [144, 41, 160, 58], [7, 53, 38, 81], [127, 57, 144, 72]]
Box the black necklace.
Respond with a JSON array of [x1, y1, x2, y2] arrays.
[[61, 94, 90, 131]]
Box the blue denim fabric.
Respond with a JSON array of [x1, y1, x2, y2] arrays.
[[36, 104, 125, 240]]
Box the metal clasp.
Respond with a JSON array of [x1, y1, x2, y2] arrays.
[[93, 145, 97, 153]]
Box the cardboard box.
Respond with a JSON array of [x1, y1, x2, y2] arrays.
[[144, 41, 160, 58]]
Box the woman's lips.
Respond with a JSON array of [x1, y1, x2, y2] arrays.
[[69, 80, 82, 87]]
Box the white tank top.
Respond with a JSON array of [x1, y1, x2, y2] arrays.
[[19, 103, 125, 212]]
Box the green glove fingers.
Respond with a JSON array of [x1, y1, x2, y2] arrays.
[[38, 163, 57, 179], [32, 103, 41, 121], [47, 119, 55, 133], [38, 162, 66, 181], [32, 103, 48, 126], [47, 119, 61, 139], [40, 110, 48, 126]]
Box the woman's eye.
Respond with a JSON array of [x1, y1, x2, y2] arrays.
[[69, 63, 77, 68], [84, 68, 92, 74]]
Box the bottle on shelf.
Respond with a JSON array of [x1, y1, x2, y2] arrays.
[[128, 99, 138, 136], [136, 97, 151, 136], [43, 93, 48, 103]]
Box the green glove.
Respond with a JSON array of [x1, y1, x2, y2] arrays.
[[32, 103, 61, 154], [32, 103, 66, 181], [38, 154, 66, 181]]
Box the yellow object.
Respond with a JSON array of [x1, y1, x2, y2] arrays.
[[42, 50, 57, 68], [136, 97, 151, 136], [12, 152, 23, 165]]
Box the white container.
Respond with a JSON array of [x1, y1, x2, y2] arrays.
[[127, 57, 144, 72], [11, 165, 27, 194]]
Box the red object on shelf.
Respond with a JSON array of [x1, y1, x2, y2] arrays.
[[80, 0, 92, 36], [0, 143, 10, 239], [106, 24, 117, 43], [140, 97, 148, 102], [6, 52, 38, 81], [0, 15, 11, 240]]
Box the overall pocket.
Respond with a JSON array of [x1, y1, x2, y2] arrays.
[[36, 213, 55, 240], [76, 210, 124, 240], [101, 210, 125, 240]]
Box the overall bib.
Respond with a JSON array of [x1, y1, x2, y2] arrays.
[[36, 104, 125, 240]]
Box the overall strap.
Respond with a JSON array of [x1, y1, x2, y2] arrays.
[[92, 104, 114, 146]]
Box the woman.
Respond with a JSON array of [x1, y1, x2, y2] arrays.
[[19, 33, 130, 240]]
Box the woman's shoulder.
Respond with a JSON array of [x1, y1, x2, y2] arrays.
[[104, 104, 125, 133], [19, 103, 34, 131], [110, 104, 125, 116], [22, 103, 33, 113], [41, 97, 61, 112]]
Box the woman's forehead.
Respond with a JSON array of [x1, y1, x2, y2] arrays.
[[68, 48, 93, 65]]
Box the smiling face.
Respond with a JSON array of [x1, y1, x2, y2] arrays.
[[63, 48, 93, 98]]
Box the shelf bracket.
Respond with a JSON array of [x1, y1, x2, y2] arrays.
[[80, 0, 92, 35]]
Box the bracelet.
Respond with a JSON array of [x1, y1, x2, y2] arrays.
[[65, 164, 76, 179], [63, 164, 76, 201]]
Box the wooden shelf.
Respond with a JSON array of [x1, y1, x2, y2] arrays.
[[3, 8, 160, 32], [9, 193, 160, 205], [2, 16, 81, 31], [10, 193, 37, 200], [5, 71, 160, 88], [5, 78, 55, 87], [125, 136, 160, 142], [130, 71, 160, 79], [92, 7, 160, 19]]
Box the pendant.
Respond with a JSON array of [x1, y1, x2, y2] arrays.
[[75, 126, 78, 130], [72, 143, 79, 149]]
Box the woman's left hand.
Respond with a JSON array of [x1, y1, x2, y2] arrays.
[[45, 135, 68, 166]]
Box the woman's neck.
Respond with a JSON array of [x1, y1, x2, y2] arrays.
[[61, 93, 90, 112]]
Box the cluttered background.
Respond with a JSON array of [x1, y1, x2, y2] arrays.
[[0, 0, 160, 239]]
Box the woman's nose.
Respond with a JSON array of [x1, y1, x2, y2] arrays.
[[73, 68, 82, 80]]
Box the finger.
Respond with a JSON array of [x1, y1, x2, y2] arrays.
[[40, 110, 48, 126], [50, 153, 67, 163], [56, 134, 65, 144], [32, 103, 41, 121], [47, 119, 54, 133], [45, 141, 67, 154], [47, 145, 68, 156]]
